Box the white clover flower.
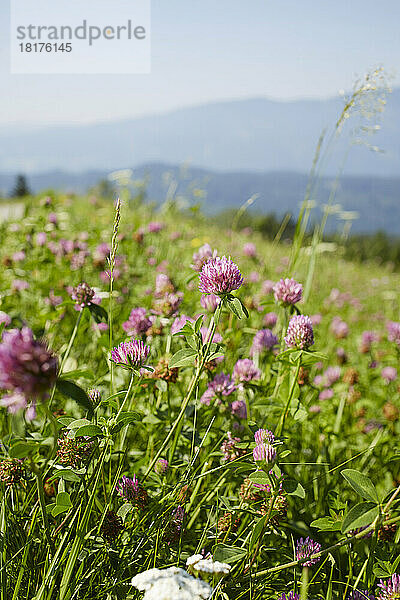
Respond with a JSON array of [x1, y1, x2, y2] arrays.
[[186, 555, 231, 576], [131, 566, 212, 600]]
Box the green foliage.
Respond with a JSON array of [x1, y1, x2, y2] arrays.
[[0, 191, 398, 600]]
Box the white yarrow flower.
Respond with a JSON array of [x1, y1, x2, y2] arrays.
[[186, 554, 204, 567], [131, 567, 212, 600], [186, 554, 231, 575]]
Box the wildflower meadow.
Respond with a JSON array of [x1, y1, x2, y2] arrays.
[[0, 188, 399, 600]]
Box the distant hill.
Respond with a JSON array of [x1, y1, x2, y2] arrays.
[[0, 90, 399, 176], [1, 164, 400, 234]]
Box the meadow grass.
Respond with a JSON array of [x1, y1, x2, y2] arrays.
[[0, 191, 399, 600]]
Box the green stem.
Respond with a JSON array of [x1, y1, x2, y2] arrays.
[[59, 310, 83, 374], [48, 310, 83, 414], [115, 373, 136, 422], [143, 303, 222, 479], [276, 358, 301, 437], [253, 513, 400, 579], [30, 461, 55, 555]]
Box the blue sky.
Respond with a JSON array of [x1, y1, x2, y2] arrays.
[[1, 0, 399, 127]]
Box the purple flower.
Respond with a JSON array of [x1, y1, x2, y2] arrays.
[[381, 366, 397, 383], [310, 314, 322, 325], [253, 443, 276, 466], [48, 212, 58, 224], [263, 312, 278, 328], [347, 590, 375, 600], [284, 315, 314, 350], [199, 256, 244, 295], [330, 316, 349, 339], [71, 282, 100, 309], [164, 505, 185, 542], [377, 574, 400, 600], [191, 243, 217, 272], [200, 373, 236, 405], [12, 250, 25, 262], [230, 399, 247, 420], [295, 537, 321, 566], [360, 330, 379, 352], [262, 279, 275, 295], [0, 327, 58, 415], [0, 312, 11, 327], [88, 388, 101, 405], [147, 221, 164, 233], [35, 232, 47, 246], [324, 366, 341, 386], [122, 308, 152, 337], [154, 458, 169, 475], [249, 271, 260, 283], [232, 359, 261, 384], [319, 388, 334, 401], [200, 294, 220, 312], [93, 242, 110, 264], [254, 429, 275, 444], [152, 292, 183, 317], [92, 322, 109, 332], [277, 593, 300, 600], [171, 315, 194, 336], [250, 329, 278, 356], [200, 326, 222, 345], [273, 278, 303, 306], [221, 432, 244, 462], [155, 274, 174, 297], [243, 243, 257, 257], [45, 291, 63, 307], [12, 280, 29, 292], [363, 419, 384, 434], [116, 475, 147, 509], [387, 322, 400, 347], [110, 339, 150, 369]]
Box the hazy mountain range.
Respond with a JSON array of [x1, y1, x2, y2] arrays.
[[1, 164, 400, 234], [0, 90, 399, 176], [1, 91, 399, 233]]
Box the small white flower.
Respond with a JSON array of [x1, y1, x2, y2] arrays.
[[187, 555, 231, 576], [131, 566, 212, 600], [186, 554, 204, 567]]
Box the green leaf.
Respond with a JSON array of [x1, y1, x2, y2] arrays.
[[300, 351, 328, 366], [67, 419, 91, 430], [57, 417, 78, 427], [341, 502, 379, 534], [117, 411, 141, 423], [225, 296, 248, 319], [173, 323, 194, 337], [9, 441, 37, 458], [56, 379, 94, 418], [249, 514, 268, 550], [62, 369, 94, 380], [111, 411, 141, 433], [282, 479, 306, 498], [213, 544, 247, 564], [194, 314, 204, 332], [248, 470, 270, 486], [52, 469, 81, 482], [168, 348, 197, 368], [51, 491, 73, 517], [117, 503, 134, 521], [73, 424, 104, 437], [311, 516, 343, 531], [88, 303, 108, 323], [341, 469, 380, 503]]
